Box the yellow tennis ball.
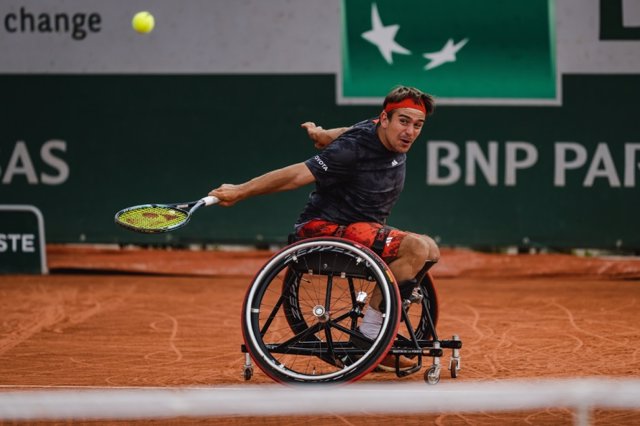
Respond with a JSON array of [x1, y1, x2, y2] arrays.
[[132, 11, 155, 34]]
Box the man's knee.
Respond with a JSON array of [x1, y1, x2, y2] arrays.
[[402, 233, 440, 263], [424, 235, 440, 262]]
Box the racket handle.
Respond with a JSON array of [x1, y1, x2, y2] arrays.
[[202, 196, 220, 206]]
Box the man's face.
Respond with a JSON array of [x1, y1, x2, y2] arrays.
[[378, 108, 426, 153]]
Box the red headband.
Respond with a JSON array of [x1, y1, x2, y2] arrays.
[[383, 98, 427, 115]]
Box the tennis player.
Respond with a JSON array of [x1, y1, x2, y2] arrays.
[[210, 86, 438, 371]]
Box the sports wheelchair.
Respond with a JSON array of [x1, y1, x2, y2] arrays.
[[240, 237, 462, 384]]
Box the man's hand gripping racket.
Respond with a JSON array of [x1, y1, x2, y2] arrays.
[[114, 195, 219, 233]]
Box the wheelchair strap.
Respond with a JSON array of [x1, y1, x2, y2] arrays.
[[371, 225, 392, 256], [333, 225, 347, 238]]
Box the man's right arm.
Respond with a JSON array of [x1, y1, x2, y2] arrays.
[[209, 162, 315, 207]]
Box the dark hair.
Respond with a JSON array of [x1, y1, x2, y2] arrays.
[[382, 86, 435, 117]]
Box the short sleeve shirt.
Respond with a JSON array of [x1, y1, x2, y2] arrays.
[[296, 118, 406, 226]]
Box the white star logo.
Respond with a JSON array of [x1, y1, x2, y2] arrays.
[[422, 38, 469, 71], [361, 3, 411, 65]]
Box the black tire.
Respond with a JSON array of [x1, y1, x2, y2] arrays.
[[398, 272, 439, 341], [416, 273, 439, 339], [241, 237, 401, 383]]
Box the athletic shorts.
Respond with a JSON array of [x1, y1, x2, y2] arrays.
[[295, 219, 409, 263]]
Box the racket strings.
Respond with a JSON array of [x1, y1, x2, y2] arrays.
[[117, 206, 188, 230]]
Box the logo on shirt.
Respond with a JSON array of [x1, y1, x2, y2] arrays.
[[314, 155, 329, 171], [391, 159, 399, 167]]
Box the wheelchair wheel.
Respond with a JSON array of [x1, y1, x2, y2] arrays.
[[241, 237, 401, 383], [400, 272, 439, 341]]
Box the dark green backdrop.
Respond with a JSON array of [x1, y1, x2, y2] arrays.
[[0, 74, 638, 249]]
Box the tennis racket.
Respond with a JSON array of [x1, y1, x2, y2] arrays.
[[114, 195, 219, 233]]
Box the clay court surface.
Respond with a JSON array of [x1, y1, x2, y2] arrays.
[[1, 246, 639, 425]]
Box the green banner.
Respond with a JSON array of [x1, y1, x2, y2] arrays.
[[0, 74, 639, 250], [341, 0, 556, 103]]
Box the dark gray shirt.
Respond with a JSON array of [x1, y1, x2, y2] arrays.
[[297, 118, 406, 226]]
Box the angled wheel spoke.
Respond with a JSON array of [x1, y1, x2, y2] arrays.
[[260, 295, 286, 336], [275, 321, 324, 351], [330, 310, 354, 325], [329, 320, 371, 342], [260, 270, 299, 336], [324, 323, 336, 361]]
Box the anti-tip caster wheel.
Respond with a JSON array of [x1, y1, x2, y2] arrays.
[[424, 365, 441, 385], [243, 366, 253, 381], [450, 358, 459, 379]]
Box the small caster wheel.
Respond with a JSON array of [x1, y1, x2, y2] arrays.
[[243, 367, 253, 381], [424, 366, 440, 385], [450, 358, 459, 379]]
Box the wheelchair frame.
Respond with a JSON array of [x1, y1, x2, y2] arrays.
[[240, 237, 462, 384]]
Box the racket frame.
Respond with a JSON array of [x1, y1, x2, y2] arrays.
[[114, 196, 217, 234]]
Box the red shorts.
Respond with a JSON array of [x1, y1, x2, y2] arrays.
[[295, 220, 409, 263]]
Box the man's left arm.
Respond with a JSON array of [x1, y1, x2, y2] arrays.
[[301, 122, 350, 149]]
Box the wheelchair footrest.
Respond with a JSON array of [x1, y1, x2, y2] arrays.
[[440, 340, 463, 350], [389, 347, 443, 357], [392, 339, 461, 350], [392, 339, 461, 349]]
